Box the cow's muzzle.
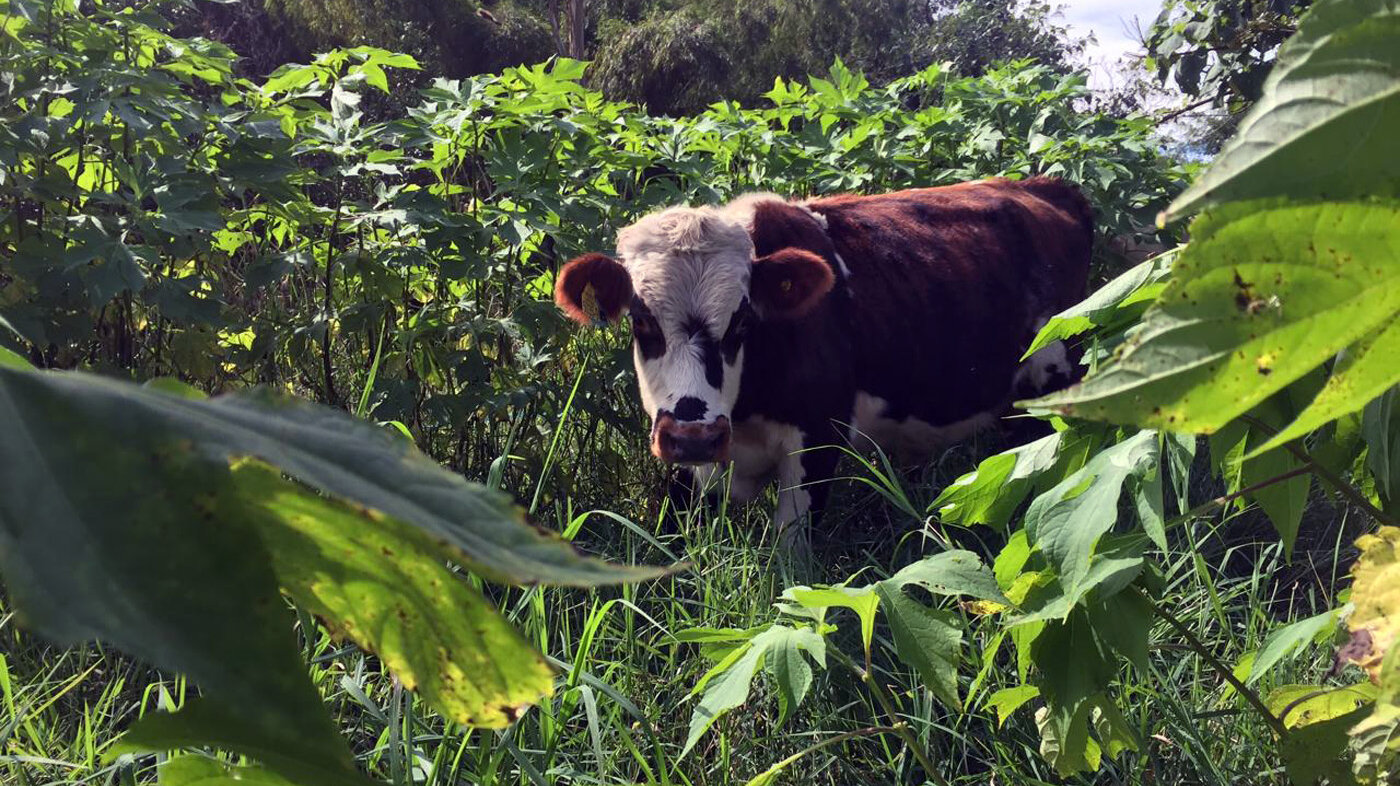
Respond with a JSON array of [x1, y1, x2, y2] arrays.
[[652, 413, 731, 465]]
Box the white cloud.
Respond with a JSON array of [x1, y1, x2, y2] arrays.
[[1056, 0, 1164, 90]]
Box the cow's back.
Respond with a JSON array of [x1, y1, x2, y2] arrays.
[[805, 177, 1092, 431]]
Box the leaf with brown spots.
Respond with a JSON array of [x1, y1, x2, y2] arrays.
[[1162, 0, 1400, 220], [235, 462, 554, 728], [1027, 201, 1400, 435], [1253, 316, 1400, 455]]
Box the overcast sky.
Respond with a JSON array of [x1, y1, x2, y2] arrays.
[[1058, 0, 1166, 90]]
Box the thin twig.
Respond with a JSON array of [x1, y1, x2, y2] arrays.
[[1155, 95, 1217, 122]]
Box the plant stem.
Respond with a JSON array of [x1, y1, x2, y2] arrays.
[[831, 649, 949, 786], [1133, 587, 1287, 737], [1240, 415, 1396, 528], [1174, 464, 1316, 524]]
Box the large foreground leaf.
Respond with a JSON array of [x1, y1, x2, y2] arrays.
[[0, 379, 363, 785], [1030, 202, 1400, 434], [236, 463, 554, 728], [0, 368, 665, 586], [1163, 0, 1400, 220]]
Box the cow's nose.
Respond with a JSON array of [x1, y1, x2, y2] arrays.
[[653, 414, 731, 465]]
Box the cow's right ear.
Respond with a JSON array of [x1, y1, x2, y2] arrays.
[[751, 248, 834, 319], [555, 253, 633, 325]]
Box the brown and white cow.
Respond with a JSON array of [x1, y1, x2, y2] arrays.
[[555, 177, 1092, 530]]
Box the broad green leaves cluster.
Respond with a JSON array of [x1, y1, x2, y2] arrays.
[[676, 0, 1400, 779], [0, 362, 661, 784], [678, 551, 1008, 756]]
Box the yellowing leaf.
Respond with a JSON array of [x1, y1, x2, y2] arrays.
[[235, 463, 554, 727], [1346, 526, 1400, 683]]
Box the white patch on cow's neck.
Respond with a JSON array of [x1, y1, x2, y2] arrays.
[[851, 392, 995, 459]]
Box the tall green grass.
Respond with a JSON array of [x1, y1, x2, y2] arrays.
[[2, 420, 1358, 785]]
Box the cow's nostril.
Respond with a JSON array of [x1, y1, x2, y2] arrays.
[[673, 396, 708, 422]]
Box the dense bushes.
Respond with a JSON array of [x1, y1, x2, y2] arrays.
[[0, 0, 1186, 481]]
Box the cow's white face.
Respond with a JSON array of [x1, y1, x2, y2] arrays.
[[617, 208, 754, 463], [554, 200, 837, 466]]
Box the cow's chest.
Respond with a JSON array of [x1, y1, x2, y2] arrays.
[[723, 416, 805, 503]]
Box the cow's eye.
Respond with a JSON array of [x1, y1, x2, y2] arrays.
[[729, 310, 750, 338], [631, 313, 659, 337]]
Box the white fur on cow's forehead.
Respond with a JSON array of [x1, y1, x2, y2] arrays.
[[616, 205, 753, 323], [617, 204, 753, 260]]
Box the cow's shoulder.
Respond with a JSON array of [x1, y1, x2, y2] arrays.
[[720, 193, 834, 260]]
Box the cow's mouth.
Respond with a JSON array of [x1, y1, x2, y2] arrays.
[[652, 413, 731, 465]]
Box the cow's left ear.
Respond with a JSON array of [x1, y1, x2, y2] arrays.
[[555, 253, 633, 325], [751, 248, 834, 319]]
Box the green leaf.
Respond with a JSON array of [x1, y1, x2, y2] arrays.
[[1024, 431, 1158, 589], [681, 625, 823, 758], [0, 345, 32, 369], [0, 375, 362, 784], [0, 369, 666, 587], [785, 585, 880, 655], [1032, 202, 1400, 434], [235, 463, 554, 728], [1014, 541, 1144, 624], [1266, 683, 1377, 728], [143, 377, 209, 400], [985, 685, 1040, 727], [1279, 704, 1368, 786], [1244, 609, 1341, 686], [1022, 251, 1175, 359], [1035, 701, 1100, 776], [1033, 610, 1117, 712], [1164, 0, 1400, 220], [884, 550, 1010, 604], [119, 698, 376, 786], [932, 429, 1099, 530], [159, 756, 303, 786], [874, 583, 963, 708], [1090, 590, 1151, 674], [1254, 317, 1400, 454], [1363, 387, 1400, 509], [764, 626, 826, 726]]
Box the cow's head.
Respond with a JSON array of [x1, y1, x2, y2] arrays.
[[555, 203, 834, 465]]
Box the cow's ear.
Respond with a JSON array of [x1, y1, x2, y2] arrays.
[[555, 253, 633, 325], [751, 248, 833, 319]]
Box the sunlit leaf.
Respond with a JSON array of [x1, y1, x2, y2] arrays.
[[0, 368, 667, 587], [1032, 202, 1400, 435], [1164, 0, 1400, 219], [235, 463, 554, 728]]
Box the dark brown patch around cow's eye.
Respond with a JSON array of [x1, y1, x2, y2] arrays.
[[630, 296, 666, 359], [720, 298, 753, 364]]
